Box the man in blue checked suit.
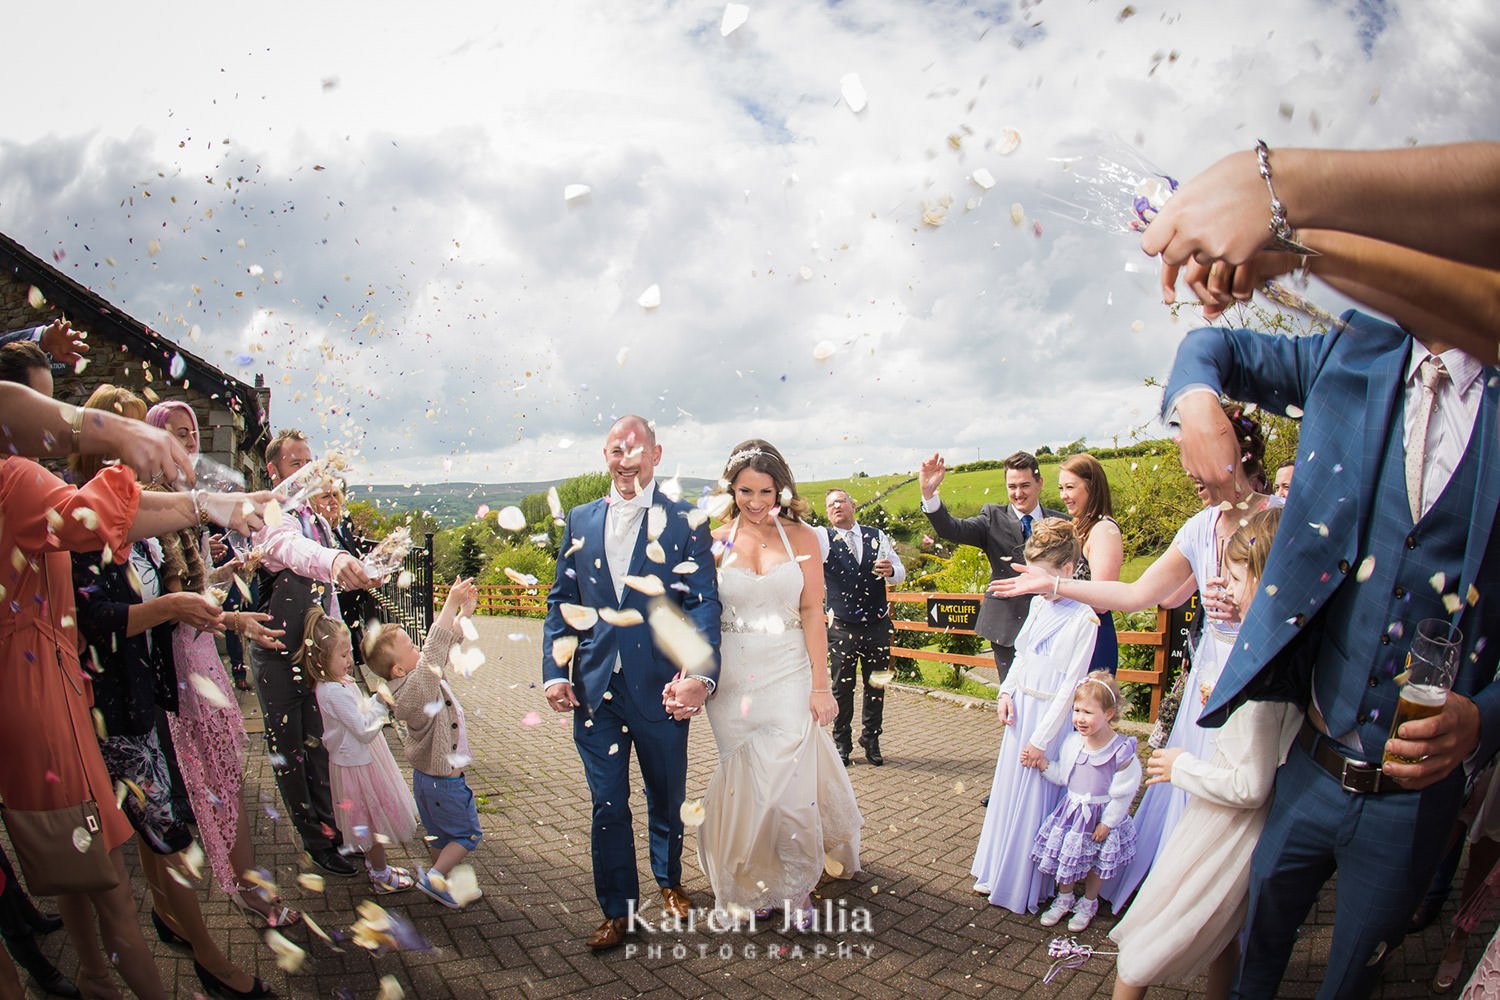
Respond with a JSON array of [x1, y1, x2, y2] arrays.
[[542, 415, 721, 952], [1168, 310, 1500, 999]]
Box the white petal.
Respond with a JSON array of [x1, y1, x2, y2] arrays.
[[563, 184, 592, 202], [598, 607, 645, 627], [971, 167, 996, 190], [188, 673, 232, 710], [997, 128, 1021, 155], [672, 560, 700, 574], [813, 340, 838, 361], [840, 72, 867, 113], [560, 604, 599, 630], [551, 635, 579, 667], [547, 487, 563, 520], [497, 506, 527, 531], [637, 284, 661, 309], [646, 597, 715, 674], [647, 505, 667, 541], [623, 574, 666, 597], [720, 2, 749, 36], [1009, 203, 1025, 226]]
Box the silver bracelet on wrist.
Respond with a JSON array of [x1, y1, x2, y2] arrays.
[[1254, 140, 1318, 256]]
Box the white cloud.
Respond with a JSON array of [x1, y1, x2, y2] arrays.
[[1, 0, 1495, 489]]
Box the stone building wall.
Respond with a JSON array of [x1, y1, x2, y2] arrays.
[[0, 263, 269, 487]]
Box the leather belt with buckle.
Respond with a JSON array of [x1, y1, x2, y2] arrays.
[[1296, 719, 1397, 795]]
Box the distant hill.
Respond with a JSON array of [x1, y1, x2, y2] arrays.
[[346, 478, 718, 527]]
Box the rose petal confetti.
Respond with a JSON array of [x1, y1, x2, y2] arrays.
[[624, 574, 666, 597], [824, 856, 845, 878], [26, 286, 46, 309], [560, 604, 599, 630], [551, 635, 579, 667], [647, 506, 667, 540], [1009, 203, 1025, 226], [503, 567, 539, 586], [869, 670, 895, 688], [296, 872, 326, 893], [599, 607, 645, 627], [459, 617, 480, 642], [265, 930, 306, 973], [1356, 556, 1376, 583], [522, 710, 543, 727], [645, 540, 667, 564], [169, 353, 187, 380], [497, 506, 527, 532], [396, 570, 413, 589], [637, 284, 661, 309], [997, 128, 1021, 155], [189, 673, 233, 710], [840, 73, 868, 113], [646, 598, 715, 674], [680, 799, 707, 828], [445, 865, 483, 906], [971, 167, 996, 190], [563, 184, 592, 202], [813, 341, 838, 361], [721, 2, 749, 35], [1285, 405, 1304, 419], [377, 976, 405, 1000]]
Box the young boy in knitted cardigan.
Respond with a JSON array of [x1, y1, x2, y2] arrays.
[[365, 577, 480, 908]]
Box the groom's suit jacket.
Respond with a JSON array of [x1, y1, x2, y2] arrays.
[[542, 489, 721, 715], [925, 500, 1068, 648], [1174, 313, 1500, 768]]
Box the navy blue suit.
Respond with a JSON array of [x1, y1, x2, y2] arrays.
[[1168, 312, 1500, 999], [542, 489, 720, 919]]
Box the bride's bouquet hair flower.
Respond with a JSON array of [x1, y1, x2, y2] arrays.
[[720, 439, 810, 522]]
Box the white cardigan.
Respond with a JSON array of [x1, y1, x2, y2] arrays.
[[315, 679, 390, 767]]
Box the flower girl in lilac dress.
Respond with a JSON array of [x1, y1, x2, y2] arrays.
[[1033, 672, 1141, 933]]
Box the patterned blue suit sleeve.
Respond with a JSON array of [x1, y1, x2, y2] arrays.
[[541, 506, 581, 687], [1162, 321, 1341, 420]]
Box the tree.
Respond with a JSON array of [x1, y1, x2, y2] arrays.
[[1035, 445, 1053, 457], [457, 531, 486, 578]]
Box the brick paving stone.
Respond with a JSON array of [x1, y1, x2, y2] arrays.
[[11, 613, 1496, 997]]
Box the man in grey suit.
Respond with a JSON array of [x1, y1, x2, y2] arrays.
[[919, 450, 1067, 683]]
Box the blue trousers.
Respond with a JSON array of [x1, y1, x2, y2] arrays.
[[1235, 740, 1465, 999], [574, 682, 689, 919]]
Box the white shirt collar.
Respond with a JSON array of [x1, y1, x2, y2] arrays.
[[1406, 344, 1483, 396], [608, 480, 656, 510], [1012, 503, 1039, 519]]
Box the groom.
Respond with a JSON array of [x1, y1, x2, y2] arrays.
[[542, 415, 722, 951]]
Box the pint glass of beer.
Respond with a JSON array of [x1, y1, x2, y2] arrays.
[[1383, 619, 1462, 766]]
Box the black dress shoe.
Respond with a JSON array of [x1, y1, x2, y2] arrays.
[[980, 794, 990, 807], [151, 909, 191, 948], [309, 847, 358, 877], [861, 739, 884, 767], [194, 961, 274, 998], [838, 750, 851, 766], [1409, 899, 1443, 933]]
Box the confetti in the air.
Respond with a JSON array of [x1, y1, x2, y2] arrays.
[[638, 284, 662, 309], [563, 184, 592, 202], [560, 604, 599, 630], [497, 506, 527, 532], [680, 799, 707, 828], [971, 168, 996, 190], [840, 73, 868, 113], [721, 2, 749, 36], [813, 341, 838, 361]]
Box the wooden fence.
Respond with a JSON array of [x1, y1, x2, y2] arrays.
[[442, 583, 1174, 721], [887, 591, 1173, 721]]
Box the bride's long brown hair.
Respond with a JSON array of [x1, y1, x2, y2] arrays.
[[720, 439, 811, 522]]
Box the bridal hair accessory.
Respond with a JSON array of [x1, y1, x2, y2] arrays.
[[726, 447, 767, 467], [1075, 676, 1116, 709], [1043, 937, 1118, 984]]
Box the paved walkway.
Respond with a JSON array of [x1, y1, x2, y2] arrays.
[[20, 615, 1490, 998]]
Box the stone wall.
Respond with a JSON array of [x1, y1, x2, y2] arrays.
[[0, 270, 267, 487]]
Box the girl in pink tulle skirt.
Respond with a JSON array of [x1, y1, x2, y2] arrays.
[[299, 607, 419, 893]]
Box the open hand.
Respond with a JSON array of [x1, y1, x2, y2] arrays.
[[171, 592, 224, 634], [1174, 391, 1250, 506], [919, 454, 947, 499], [38, 319, 89, 366], [239, 612, 285, 651], [989, 561, 1052, 599], [445, 577, 479, 617]]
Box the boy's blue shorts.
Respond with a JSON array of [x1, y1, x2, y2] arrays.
[[413, 770, 483, 852]]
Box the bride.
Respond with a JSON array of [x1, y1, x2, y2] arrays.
[[694, 440, 862, 927]]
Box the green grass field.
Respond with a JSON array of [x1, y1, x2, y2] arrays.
[[799, 473, 913, 507]]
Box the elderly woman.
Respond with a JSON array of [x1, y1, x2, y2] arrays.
[[0, 399, 265, 997], [71, 387, 276, 999]]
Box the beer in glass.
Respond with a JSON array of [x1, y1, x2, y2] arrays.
[[1383, 619, 1462, 766]]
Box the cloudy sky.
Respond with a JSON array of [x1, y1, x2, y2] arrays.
[[2, 0, 1496, 487]]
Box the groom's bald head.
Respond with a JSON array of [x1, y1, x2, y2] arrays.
[[603, 414, 661, 500]]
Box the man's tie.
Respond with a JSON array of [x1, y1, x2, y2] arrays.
[[843, 528, 859, 561], [1020, 513, 1033, 540], [1406, 355, 1448, 522]]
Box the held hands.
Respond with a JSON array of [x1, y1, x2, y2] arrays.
[[1145, 747, 1184, 786], [1164, 251, 1302, 319], [988, 562, 1052, 599], [809, 689, 838, 727], [918, 453, 947, 499], [1018, 744, 1047, 770], [662, 676, 710, 721], [546, 683, 582, 714], [1091, 823, 1112, 844], [997, 692, 1015, 726], [1383, 692, 1482, 790]]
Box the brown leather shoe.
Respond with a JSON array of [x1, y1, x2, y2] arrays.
[[586, 917, 630, 951], [661, 885, 693, 920]]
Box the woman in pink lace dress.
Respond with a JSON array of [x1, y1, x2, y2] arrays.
[[147, 401, 300, 929]]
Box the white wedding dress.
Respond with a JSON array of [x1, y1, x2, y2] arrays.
[[698, 519, 863, 914]]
